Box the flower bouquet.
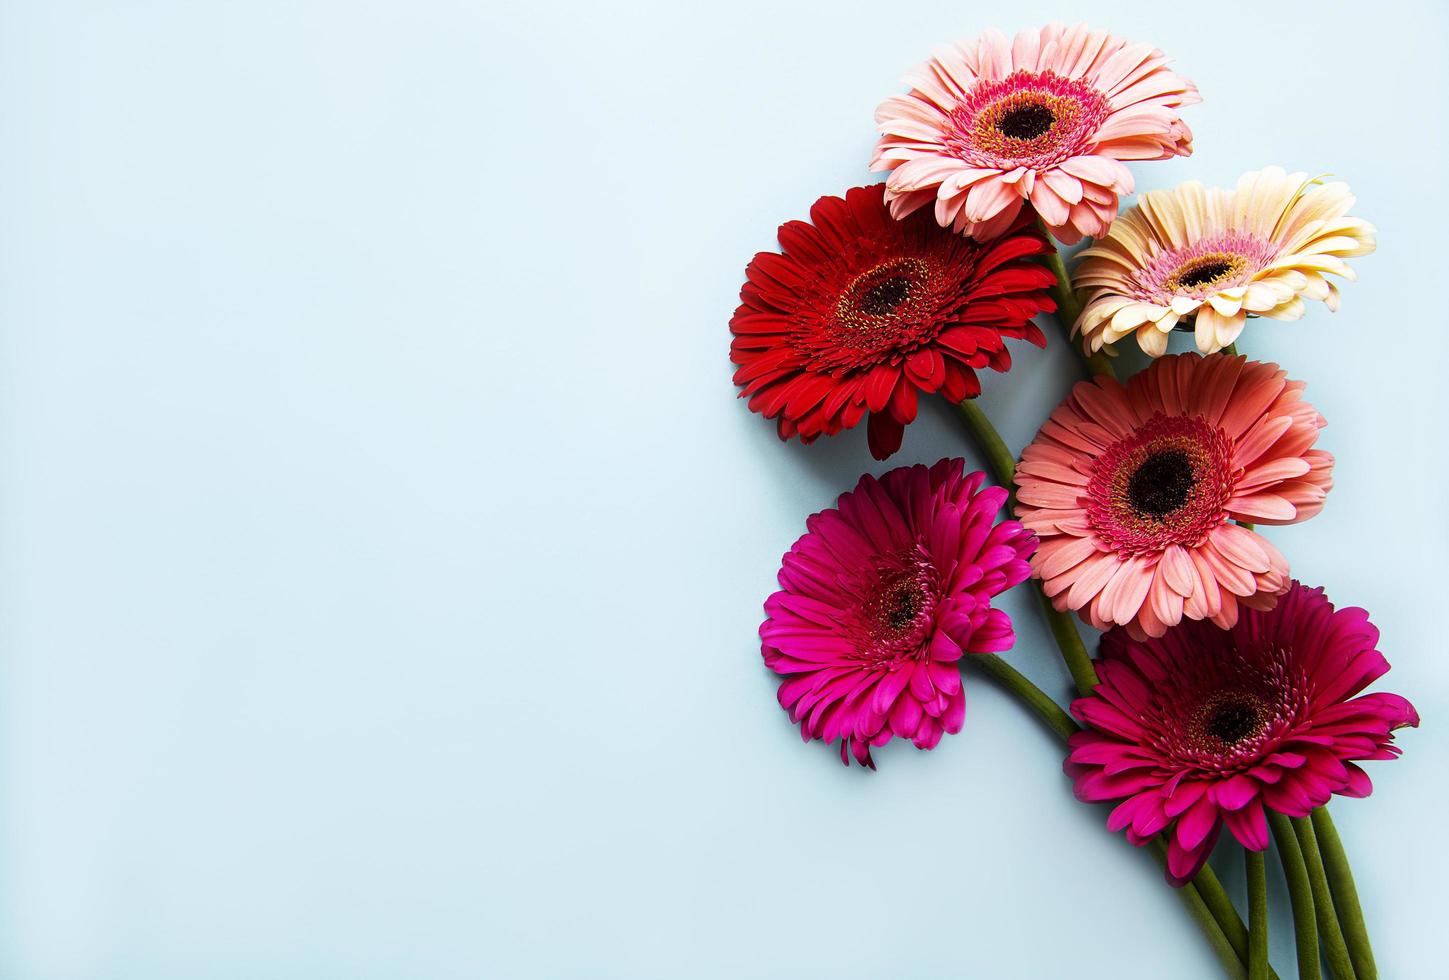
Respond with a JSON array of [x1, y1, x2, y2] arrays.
[[730, 24, 1416, 979]]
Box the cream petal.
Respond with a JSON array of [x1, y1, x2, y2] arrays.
[[1207, 293, 1243, 317], [1170, 295, 1201, 316], [1192, 307, 1237, 353], [1135, 323, 1169, 357]]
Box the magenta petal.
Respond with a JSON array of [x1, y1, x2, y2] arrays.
[[1338, 762, 1373, 798], [1163, 779, 1207, 818], [1165, 824, 1218, 887], [965, 607, 1016, 653], [1212, 773, 1259, 811], [870, 668, 911, 715], [929, 630, 964, 662], [942, 689, 966, 734], [1108, 793, 1157, 833], [888, 691, 924, 737], [1222, 800, 1269, 850], [1176, 794, 1220, 851]]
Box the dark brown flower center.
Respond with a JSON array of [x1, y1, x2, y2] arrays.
[[1164, 252, 1249, 294], [885, 585, 920, 629], [868, 576, 926, 634], [827, 257, 936, 358], [850, 557, 939, 665], [1204, 699, 1264, 745], [859, 275, 912, 315], [1126, 449, 1196, 519], [1177, 260, 1234, 289], [995, 102, 1055, 140]]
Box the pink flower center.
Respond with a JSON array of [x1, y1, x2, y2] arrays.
[[942, 70, 1111, 170], [1127, 233, 1281, 304], [846, 547, 940, 665], [1087, 414, 1235, 556]]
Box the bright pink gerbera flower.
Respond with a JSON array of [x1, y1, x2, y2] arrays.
[[1015, 354, 1333, 638], [871, 23, 1199, 244], [1066, 583, 1418, 885], [760, 459, 1035, 767], [731, 184, 1055, 460]]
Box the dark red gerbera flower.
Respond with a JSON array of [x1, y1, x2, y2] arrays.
[[1065, 582, 1417, 885], [729, 183, 1057, 460]]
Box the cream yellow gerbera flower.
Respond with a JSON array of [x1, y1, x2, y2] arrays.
[[1072, 167, 1375, 357]]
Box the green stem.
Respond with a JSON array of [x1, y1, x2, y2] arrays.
[[965, 653, 1078, 741], [967, 646, 1263, 974], [1247, 848, 1269, 980], [1189, 862, 1282, 979], [1037, 590, 1099, 696], [953, 394, 1267, 976], [1269, 811, 1321, 980], [1147, 840, 1247, 980], [954, 398, 1017, 500], [954, 398, 1100, 696], [1194, 861, 1274, 977], [1041, 245, 1116, 380], [1312, 808, 1378, 979], [1293, 816, 1356, 979]]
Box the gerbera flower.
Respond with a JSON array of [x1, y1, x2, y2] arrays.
[[1074, 168, 1377, 356], [730, 183, 1055, 460], [1065, 582, 1418, 885], [870, 23, 1198, 244], [760, 459, 1035, 768], [1015, 353, 1333, 639]]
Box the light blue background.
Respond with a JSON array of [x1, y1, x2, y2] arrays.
[[1, 1, 1445, 976]]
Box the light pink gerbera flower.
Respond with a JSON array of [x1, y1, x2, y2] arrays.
[[760, 459, 1035, 768], [1066, 583, 1418, 885], [1074, 168, 1377, 356], [871, 23, 1199, 244], [1015, 354, 1333, 639]]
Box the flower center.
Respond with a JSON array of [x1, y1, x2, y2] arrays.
[[878, 578, 924, 632], [1140, 646, 1312, 772], [846, 549, 941, 664], [1087, 414, 1236, 556], [995, 102, 1056, 140], [1175, 259, 1233, 289], [1166, 253, 1248, 293], [942, 70, 1112, 169], [825, 257, 936, 360], [859, 275, 912, 315], [1128, 234, 1282, 303], [1126, 449, 1196, 519], [1184, 690, 1275, 757], [1204, 699, 1263, 744]]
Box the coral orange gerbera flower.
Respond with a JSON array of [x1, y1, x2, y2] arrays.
[[730, 184, 1055, 460], [1014, 354, 1333, 638], [871, 23, 1198, 244], [1074, 167, 1377, 356]]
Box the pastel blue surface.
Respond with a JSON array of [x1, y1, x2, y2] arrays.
[[2, 1, 1446, 976]]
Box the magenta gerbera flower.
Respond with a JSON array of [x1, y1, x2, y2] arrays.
[[760, 459, 1035, 768], [1065, 583, 1418, 885]]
